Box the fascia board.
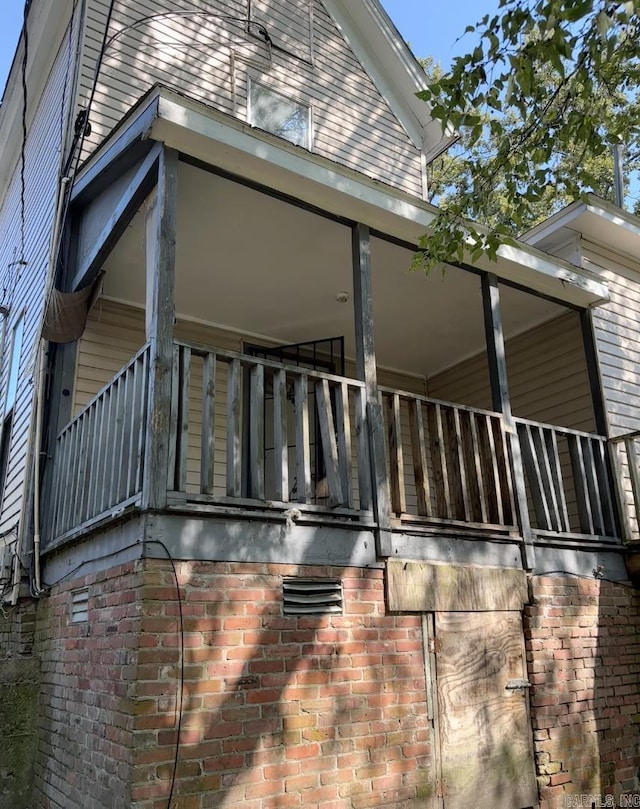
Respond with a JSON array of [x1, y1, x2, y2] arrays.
[[321, 0, 453, 155]]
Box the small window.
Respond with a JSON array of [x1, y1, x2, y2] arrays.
[[248, 81, 311, 149], [5, 317, 23, 416]]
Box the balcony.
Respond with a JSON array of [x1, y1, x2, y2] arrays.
[[44, 338, 626, 555]]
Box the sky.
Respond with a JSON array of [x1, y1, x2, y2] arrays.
[[0, 0, 500, 99]]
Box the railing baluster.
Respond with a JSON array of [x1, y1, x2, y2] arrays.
[[226, 358, 242, 498], [408, 399, 431, 518], [273, 368, 289, 502], [582, 436, 605, 535], [594, 438, 616, 536], [249, 363, 265, 500], [315, 379, 342, 508], [533, 425, 562, 532], [518, 422, 552, 530], [126, 356, 139, 498], [567, 433, 595, 535], [452, 408, 471, 521], [546, 428, 570, 533], [387, 393, 405, 515], [428, 403, 451, 519], [355, 387, 371, 512], [468, 412, 488, 524], [294, 373, 311, 504], [484, 414, 504, 525], [176, 346, 191, 493], [136, 348, 150, 494], [201, 352, 216, 495], [335, 382, 353, 509], [167, 345, 180, 491]]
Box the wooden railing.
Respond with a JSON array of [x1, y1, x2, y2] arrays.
[[609, 430, 640, 542], [48, 344, 150, 540], [515, 418, 617, 539], [167, 341, 372, 515], [380, 389, 517, 531]]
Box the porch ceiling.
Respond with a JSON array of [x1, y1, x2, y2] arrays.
[[102, 161, 567, 378]]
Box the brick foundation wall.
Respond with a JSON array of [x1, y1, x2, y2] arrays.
[[11, 556, 640, 809], [31, 562, 142, 809], [526, 575, 640, 809], [133, 561, 431, 809]]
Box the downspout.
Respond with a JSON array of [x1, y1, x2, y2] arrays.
[[30, 0, 87, 597], [11, 0, 87, 602]]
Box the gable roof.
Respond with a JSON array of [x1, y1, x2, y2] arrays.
[[322, 0, 457, 159]]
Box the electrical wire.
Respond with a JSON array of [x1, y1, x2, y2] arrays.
[[18, 0, 30, 268], [530, 569, 637, 590], [146, 540, 185, 809], [41, 537, 185, 809]]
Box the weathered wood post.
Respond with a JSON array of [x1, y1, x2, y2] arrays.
[[142, 147, 178, 510], [482, 272, 536, 569], [352, 223, 393, 556]]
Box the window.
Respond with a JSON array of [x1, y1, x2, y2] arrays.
[[5, 317, 23, 417], [0, 317, 24, 503], [248, 81, 311, 149]]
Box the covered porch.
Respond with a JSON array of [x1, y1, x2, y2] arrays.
[[42, 88, 630, 567]]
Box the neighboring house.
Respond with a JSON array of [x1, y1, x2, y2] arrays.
[[0, 2, 639, 808]]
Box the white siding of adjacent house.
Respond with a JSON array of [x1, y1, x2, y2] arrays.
[[0, 21, 76, 535], [79, 0, 424, 196], [585, 242, 640, 438]]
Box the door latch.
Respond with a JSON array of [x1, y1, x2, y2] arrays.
[[505, 678, 532, 691]]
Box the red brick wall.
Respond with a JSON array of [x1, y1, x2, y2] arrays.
[[526, 575, 640, 809], [22, 558, 640, 809], [32, 562, 142, 809], [133, 561, 431, 809]]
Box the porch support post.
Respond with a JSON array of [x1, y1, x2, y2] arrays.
[[142, 147, 178, 511], [352, 222, 392, 556], [482, 273, 535, 569]]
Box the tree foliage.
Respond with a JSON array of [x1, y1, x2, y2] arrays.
[[416, 0, 640, 272]]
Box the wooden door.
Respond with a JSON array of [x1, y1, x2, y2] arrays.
[[433, 611, 538, 809]]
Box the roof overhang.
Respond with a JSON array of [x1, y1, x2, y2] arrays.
[[523, 195, 640, 271], [73, 86, 609, 308], [321, 0, 458, 159]]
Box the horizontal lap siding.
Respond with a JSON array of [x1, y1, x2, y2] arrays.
[[427, 312, 595, 432], [588, 245, 640, 437], [81, 0, 423, 196], [0, 22, 75, 535]]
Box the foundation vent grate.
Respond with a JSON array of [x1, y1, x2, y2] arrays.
[[71, 588, 89, 623], [283, 578, 343, 615]]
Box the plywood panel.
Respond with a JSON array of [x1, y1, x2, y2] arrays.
[[386, 560, 528, 613], [434, 611, 537, 809]]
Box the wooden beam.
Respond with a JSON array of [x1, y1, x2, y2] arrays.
[[71, 143, 161, 291], [482, 273, 535, 569], [142, 147, 178, 510], [352, 223, 392, 555]]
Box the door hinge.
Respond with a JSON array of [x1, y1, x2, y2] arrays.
[[436, 779, 448, 798], [428, 637, 441, 654]]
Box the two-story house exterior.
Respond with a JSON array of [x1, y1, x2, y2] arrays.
[[0, 2, 639, 808]]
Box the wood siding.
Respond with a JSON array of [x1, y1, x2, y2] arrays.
[[79, 0, 424, 196], [587, 243, 640, 437], [427, 311, 596, 433], [0, 20, 76, 535]]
